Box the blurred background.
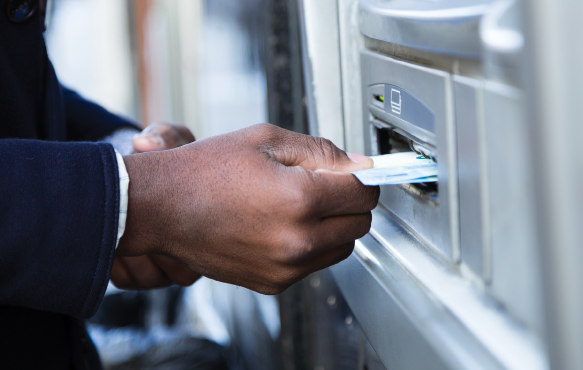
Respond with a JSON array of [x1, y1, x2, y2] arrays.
[[45, 0, 267, 139]]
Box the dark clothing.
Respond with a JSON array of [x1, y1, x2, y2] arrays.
[[0, 2, 139, 368], [62, 87, 140, 142]]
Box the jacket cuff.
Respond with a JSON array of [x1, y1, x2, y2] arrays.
[[79, 143, 119, 318]]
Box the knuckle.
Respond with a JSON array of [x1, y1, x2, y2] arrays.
[[357, 212, 373, 237], [278, 251, 300, 266], [361, 186, 380, 211], [270, 268, 304, 292], [326, 242, 355, 268], [316, 137, 335, 151], [257, 284, 287, 296], [256, 122, 275, 130], [314, 137, 333, 156], [287, 181, 317, 216], [253, 123, 286, 148], [256, 286, 279, 295], [311, 137, 343, 168], [272, 271, 295, 289], [274, 230, 314, 265], [256, 123, 280, 138], [372, 186, 381, 202], [337, 242, 356, 262], [174, 275, 198, 287], [277, 241, 307, 266]]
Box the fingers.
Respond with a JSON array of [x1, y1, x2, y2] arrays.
[[133, 122, 195, 152], [113, 255, 172, 290], [314, 170, 380, 217], [305, 241, 355, 275], [110, 254, 200, 290], [254, 241, 356, 296], [287, 167, 379, 218], [312, 212, 372, 250], [150, 254, 201, 287], [261, 124, 373, 173], [250, 213, 370, 295], [110, 257, 136, 289]]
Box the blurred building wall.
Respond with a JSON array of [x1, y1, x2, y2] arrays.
[[196, 0, 267, 139], [132, 0, 267, 138], [132, 0, 203, 132], [46, 0, 267, 140], [45, 0, 137, 122]]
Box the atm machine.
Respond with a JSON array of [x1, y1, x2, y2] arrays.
[[272, 0, 583, 369]]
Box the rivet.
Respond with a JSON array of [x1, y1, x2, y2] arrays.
[[310, 277, 321, 288], [327, 295, 336, 306]]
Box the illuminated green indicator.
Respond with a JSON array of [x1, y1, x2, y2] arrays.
[[374, 94, 384, 103]]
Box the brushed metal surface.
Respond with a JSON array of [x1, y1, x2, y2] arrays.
[[454, 76, 488, 279], [331, 207, 547, 370], [359, 0, 495, 58], [482, 81, 544, 335]]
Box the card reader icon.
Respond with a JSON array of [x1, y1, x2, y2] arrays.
[[391, 88, 402, 115]]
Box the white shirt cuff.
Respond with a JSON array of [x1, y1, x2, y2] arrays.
[[114, 150, 130, 250], [102, 128, 140, 156]]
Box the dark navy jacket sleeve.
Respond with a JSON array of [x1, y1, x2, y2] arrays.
[[62, 85, 141, 142], [0, 139, 120, 319]]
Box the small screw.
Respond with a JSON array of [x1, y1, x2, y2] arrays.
[[310, 277, 321, 288], [327, 295, 336, 306]]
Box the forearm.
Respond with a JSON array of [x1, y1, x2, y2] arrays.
[[116, 151, 171, 257]]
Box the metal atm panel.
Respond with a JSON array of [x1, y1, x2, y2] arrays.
[[454, 76, 488, 279], [361, 50, 458, 260], [482, 81, 543, 333]]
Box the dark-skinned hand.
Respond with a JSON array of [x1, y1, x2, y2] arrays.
[[117, 123, 379, 295]]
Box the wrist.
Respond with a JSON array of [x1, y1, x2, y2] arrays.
[[116, 152, 167, 256]]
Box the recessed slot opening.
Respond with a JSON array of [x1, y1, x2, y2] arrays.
[[373, 94, 384, 103], [374, 126, 438, 198]]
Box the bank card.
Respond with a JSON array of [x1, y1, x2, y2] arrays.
[[352, 152, 438, 186]]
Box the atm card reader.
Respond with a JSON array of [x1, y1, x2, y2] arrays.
[[361, 50, 459, 260], [371, 84, 436, 136], [367, 81, 439, 164]]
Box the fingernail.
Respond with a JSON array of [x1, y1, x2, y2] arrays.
[[140, 133, 164, 147], [141, 124, 155, 134], [347, 152, 370, 164]]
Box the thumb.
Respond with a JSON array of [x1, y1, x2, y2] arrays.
[[269, 133, 373, 173], [133, 132, 165, 152]]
